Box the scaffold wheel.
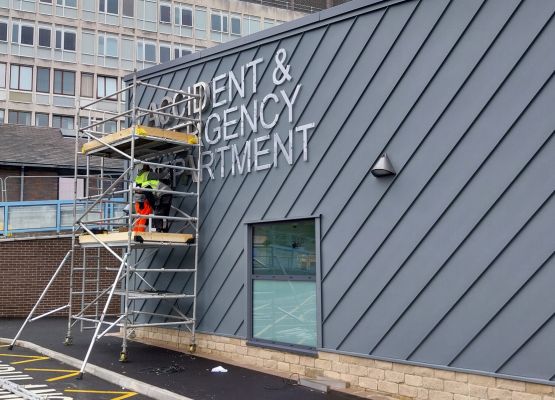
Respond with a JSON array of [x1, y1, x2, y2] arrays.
[[119, 351, 128, 363], [189, 344, 197, 353], [63, 336, 73, 346]]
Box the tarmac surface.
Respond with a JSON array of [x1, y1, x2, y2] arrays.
[[0, 344, 150, 399], [0, 318, 363, 400]]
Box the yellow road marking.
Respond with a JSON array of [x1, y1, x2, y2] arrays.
[[0, 354, 50, 365], [65, 389, 138, 399], [24, 368, 80, 381], [0, 345, 10, 348]]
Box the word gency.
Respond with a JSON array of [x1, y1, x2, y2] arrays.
[[149, 48, 315, 180]]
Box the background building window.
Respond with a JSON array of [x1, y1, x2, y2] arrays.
[[38, 27, 51, 47], [250, 219, 317, 348], [101, 120, 117, 133], [55, 28, 76, 51], [211, 12, 228, 33], [53, 70, 75, 95], [195, 7, 206, 39], [10, 65, 32, 91], [122, 0, 133, 16], [80, 116, 94, 128], [99, 0, 118, 14], [52, 114, 74, 129], [159, 3, 170, 23], [36, 67, 50, 93], [12, 23, 34, 45], [159, 44, 170, 63], [0, 63, 5, 88], [80, 73, 93, 98], [173, 45, 191, 59], [137, 41, 156, 62], [8, 110, 31, 125], [175, 6, 192, 26], [231, 15, 241, 36], [0, 110, 4, 124], [57, 0, 77, 7], [243, 15, 260, 35], [97, 75, 117, 99], [98, 34, 118, 57], [0, 22, 7, 41], [35, 113, 49, 127]]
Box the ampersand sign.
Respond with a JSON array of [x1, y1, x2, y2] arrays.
[[272, 48, 292, 85]]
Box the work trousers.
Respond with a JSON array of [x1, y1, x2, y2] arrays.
[[154, 194, 172, 232]]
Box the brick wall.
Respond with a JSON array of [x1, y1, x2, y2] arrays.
[[0, 237, 120, 318], [132, 328, 555, 400]]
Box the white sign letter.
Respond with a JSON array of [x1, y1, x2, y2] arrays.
[[212, 73, 227, 108], [205, 113, 221, 145], [295, 122, 314, 162], [260, 93, 279, 130], [254, 135, 271, 171]]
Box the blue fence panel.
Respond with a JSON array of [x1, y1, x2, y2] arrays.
[[0, 199, 125, 236]]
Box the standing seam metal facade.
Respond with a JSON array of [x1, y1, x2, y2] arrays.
[[127, 0, 555, 385]]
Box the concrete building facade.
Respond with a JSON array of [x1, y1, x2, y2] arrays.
[[0, 0, 307, 130]]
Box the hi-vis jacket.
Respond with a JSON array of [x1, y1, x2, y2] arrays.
[[135, 171, 170, 196]]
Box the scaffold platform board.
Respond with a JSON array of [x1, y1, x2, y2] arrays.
[[79, 231, 194, 247], [114, 290, 195, 300], [81, 125, 198, 158]]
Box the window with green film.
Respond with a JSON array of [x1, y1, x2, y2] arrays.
[[251, 219, 317, 348], [252, 219, 316, 276]]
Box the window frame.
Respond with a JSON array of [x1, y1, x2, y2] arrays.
[[246, 216, 321, 353], [230, 15, 241, 36], [122, 0, 133, 16], [159, 3, 171, 24], [173, 45, 191, 60], [98, 33, 118, 57], [55, 27, 76, 51], [80, 72, 94, 98], [210, 10, 228, 34], [0, 21, 8, 42], [12, 22, 35, 46], [38, 26, 51, 48], [136, 40, 156, 63], [159, 43, 171, 63], [99, 0, 118, 14], [52, 114, 75, 129], [56, 0, 77, 8], [8, 110, 31, 125], [53, 69, 75, 95], [10, 64, 33, 91], [0, 63, 6, 88], [97, 75, 118, 100], [35, 112, 50, 127], [174, 5, 192, 27], [36, 67, 50, 93], [243, 15, 260, 35]]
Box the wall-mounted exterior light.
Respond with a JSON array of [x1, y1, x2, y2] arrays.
[[371, 153, 396, 177]]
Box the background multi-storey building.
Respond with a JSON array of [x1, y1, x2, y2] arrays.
[[0, 0, 324, 131]]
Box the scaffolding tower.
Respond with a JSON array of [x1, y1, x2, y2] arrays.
[[10, 73, 203, 378]]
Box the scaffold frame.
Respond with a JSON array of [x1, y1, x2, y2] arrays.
[[10, 71, 204, 378]]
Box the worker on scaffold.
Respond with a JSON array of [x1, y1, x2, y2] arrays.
[[134, 164, 172, 232]]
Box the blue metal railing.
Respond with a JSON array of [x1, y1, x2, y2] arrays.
[[0, 199, 126, 236]]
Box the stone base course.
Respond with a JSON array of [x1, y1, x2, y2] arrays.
[[132, 327, 555, 400]]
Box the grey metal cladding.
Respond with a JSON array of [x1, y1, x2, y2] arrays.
[[133, 0, 555, 383]]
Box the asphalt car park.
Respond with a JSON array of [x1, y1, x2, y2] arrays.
[[0, 344, 149, 400]]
